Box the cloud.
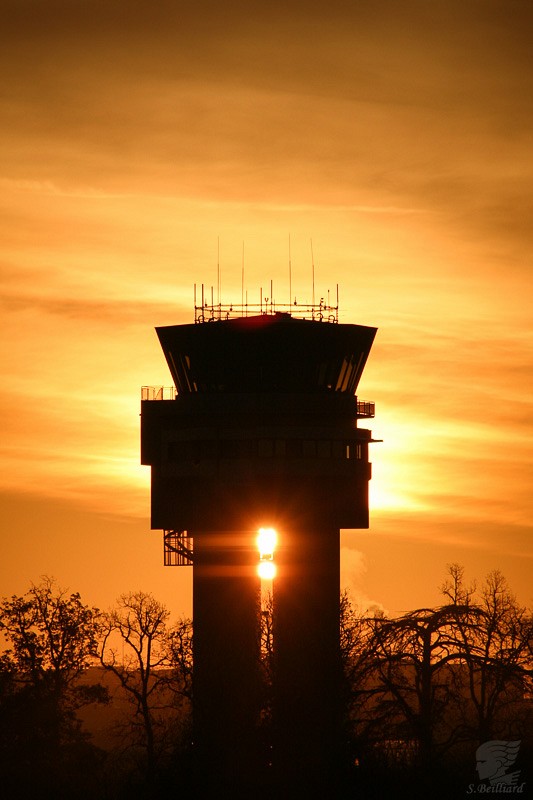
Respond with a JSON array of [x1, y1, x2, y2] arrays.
[[0, 0, 531, 617], [2, 0, 532, 224], [0, 290, 185, 325]]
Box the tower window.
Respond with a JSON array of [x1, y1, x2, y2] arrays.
[[345, 442, 363, 459]]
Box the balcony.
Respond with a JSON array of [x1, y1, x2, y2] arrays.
[[141, 385, 374, 417], [141, 386, 176, 401], [356, 401, 375, 418]]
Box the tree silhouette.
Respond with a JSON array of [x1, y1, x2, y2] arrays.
[[99, 590, 187, 789], [0, 576, 105, 797], [341, 565, 533, 796], [442, 564, 533, 742], [1, 568, 529, 799], [167, 616, 193, 704], [365, 603, 471, 769]]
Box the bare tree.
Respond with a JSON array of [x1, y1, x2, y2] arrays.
[[342, 565, 532, 780], [443, 565, 533, 742], [339, 592, 387, 759], [364, 603, 473, 771], [99, 591, 176, 785], [167, 616, 193, 703]]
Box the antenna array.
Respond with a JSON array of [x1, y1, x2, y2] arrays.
[[193, 283, 339, 324]]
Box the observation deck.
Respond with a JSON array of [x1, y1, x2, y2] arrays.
[[141, 385, 375, 418]]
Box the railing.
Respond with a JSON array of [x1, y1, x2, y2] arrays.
[[194, 301, 338, 324], [164, 530, 193, 566], [142, 385, 374, 416], [194, 282, 340, 323], [356, 401, 375, 418], [141, 386, 176, 401]]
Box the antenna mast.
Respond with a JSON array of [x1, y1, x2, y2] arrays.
[[217, 237, 220, 306], [241, 241, 245, 310], [311, 238, 315, 307], [289, 233, 292, 304]]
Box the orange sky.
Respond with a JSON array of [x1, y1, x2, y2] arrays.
[[1, 0, 532, 617]]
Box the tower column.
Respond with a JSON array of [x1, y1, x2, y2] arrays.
[[193, 530, 262, 794], [273, 527, 343, 796]]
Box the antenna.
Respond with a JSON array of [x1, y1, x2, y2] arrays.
[[289, 233, 292, 305], [217, 237, 220, 306], [311, 238, 315, 306], [241, 241, 245, 310]]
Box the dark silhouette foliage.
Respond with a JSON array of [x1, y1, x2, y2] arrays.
[[341, 565, 533, 799], [99, 591, 193, 794], [0, 577, 107, 799], [1, 567, 531, 799]]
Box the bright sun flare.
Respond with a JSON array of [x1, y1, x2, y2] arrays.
[[257, 527, 278, 581]]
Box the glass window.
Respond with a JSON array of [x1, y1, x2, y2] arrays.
[[335, 357, 350, 392], [339, 359, 354, 393]]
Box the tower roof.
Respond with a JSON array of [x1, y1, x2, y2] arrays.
[[156, 313, 376, 395]]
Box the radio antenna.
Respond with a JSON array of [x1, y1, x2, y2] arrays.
[[241, 241, 245, 310], [289, 233, 292, 305], [217, 237, 220, 306], [311, 238, 315, 306]]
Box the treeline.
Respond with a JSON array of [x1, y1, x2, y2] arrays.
[[0, 566, 531, 799], [0, 579, 193, 800], [337, 565, 533, 797]]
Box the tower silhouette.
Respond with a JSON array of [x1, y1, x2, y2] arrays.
[[141, 297, 377, 796]]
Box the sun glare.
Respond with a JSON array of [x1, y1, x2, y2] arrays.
[[256, 527, 277, 558], [257, 527, 278, 581], [257, 560, 277, 580]]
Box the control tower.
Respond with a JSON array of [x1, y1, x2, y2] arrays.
[[141, 293, 377, 796]]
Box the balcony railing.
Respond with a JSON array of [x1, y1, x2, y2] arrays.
[[141, 385, 374, 417], [356, 401, 375, 418], [141, 386, 176, 401]]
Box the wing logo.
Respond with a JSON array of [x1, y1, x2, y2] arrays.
[[467, 740, 527, 794]]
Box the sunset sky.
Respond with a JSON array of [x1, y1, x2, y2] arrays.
[[1, 0, 531, 617]]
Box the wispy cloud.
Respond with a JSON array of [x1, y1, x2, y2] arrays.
[[0, 0, 531, 612]]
